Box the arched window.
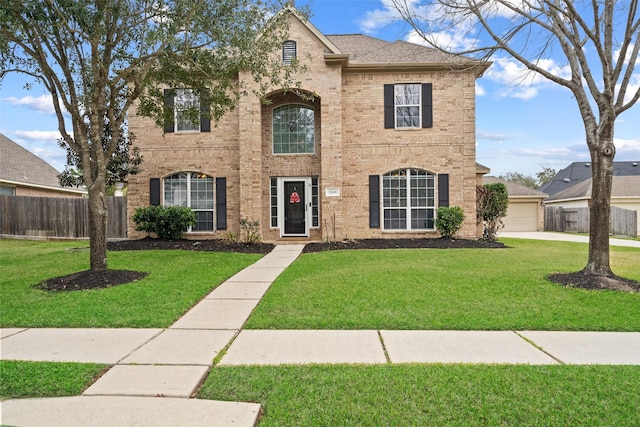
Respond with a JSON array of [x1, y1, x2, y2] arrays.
[[282, 40, 296, 64], [383, 168, 435, 230], [164, 172, 214, 231], [272, 104, 315, 154]]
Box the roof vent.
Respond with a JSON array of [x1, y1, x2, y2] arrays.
[[633, 162, 638, 166], [585, 163, 591, 167], [563, 178, 570, 182]]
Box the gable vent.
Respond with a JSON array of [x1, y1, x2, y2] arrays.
[[283, 40, 297, 64]]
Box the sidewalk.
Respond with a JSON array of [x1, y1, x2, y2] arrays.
[[1, 245, 304, 427], [2, 242, 640, 426]]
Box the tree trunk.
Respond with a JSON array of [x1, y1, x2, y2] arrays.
[[87, 181, 109, 271], [582, 124, 615, 277]]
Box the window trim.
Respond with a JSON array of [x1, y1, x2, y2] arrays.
[[272, 104, 316, 155], [163, 172, 214, 233], [174, 89, 201, 133], [382, 168, 436, 231], [394, 83, 422, 129], [270, 176, 319, 230]]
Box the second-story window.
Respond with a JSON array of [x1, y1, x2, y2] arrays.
[[175, 89, 201, 132]]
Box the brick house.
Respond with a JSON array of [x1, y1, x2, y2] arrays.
[[127, 9, 490, 242]]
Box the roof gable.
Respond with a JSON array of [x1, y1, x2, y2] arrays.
[[0, 133, 64, 189], [546, 176, 640, 201], [483, 176, 548, 198], [539, 161, 640, 195]]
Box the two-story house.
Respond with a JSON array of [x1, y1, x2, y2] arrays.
[[126, 8, 490, 242]]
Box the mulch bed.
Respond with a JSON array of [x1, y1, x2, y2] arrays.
[[549, 272, 640, 293], [35, 237, 638, 293]]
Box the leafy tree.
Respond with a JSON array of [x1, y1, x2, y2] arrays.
[[58, 113, 142, 189], [499, 172, 538, 189], [0, 0, 299, 271], [391, 0, 639, 278], [477, 183, 508, 240], [536, 167, 556, 187]]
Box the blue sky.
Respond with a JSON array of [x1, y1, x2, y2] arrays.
[[1, 0, 639, 178]]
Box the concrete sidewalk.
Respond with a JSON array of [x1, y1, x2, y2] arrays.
[[1, 245, 304, 427]]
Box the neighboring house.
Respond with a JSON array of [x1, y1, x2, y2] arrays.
[[0, 133, 86, 197], [544, 176, 640, 235], [127, 7, 490, 242], [539, 161, 640, 196], [483, 176, 548, 232]]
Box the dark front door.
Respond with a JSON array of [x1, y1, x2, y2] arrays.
[[284, 181, 306, 235]]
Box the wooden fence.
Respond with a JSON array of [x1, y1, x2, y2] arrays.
[[0, 195, 127, 239], [544, 206, 637, 237]]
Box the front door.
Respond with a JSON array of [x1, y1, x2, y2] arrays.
[[283, 180, 307, 236]]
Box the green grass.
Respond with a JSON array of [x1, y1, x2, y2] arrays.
[[0, 360, 106, 400], [199, 365, 640, 426], [0, 239, 262, 327], [245, 239, 640, 331]]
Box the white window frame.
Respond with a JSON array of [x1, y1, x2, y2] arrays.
[[175, 89, 201, 133], [163, 172, 214, 232], [394, 83, 421, 129], [272, 104, 315, 155], [382, 168, 435, 231]]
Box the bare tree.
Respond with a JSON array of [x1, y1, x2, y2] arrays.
[[392, 0, 639, 280], [1, 0, 298, 272]]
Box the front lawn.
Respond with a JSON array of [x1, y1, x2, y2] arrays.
[[245, 239, 640, 331], [0, 239, 262, 328], [0, 361, 106, 400], [199, 364, 640, 426]]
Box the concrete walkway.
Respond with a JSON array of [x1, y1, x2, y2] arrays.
[[2, 241, 640, 426], [1, 245, 304, 427]]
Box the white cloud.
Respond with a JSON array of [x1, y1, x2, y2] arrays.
[[13, 130, 63, 141], [614, 137, 640, 157], [357, 0, 403, 34], [477, 131, 511, 141], [476, 83, 486, 96], [3, 94, 58, 115], [483, 56, 571, 99]]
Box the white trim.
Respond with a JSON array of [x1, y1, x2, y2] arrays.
[[278, 177, 312, 238], [0, 179, 87, 195]]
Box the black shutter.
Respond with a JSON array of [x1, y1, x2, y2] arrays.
[[200, 94, 211, 132], [438, 174, 449, 207], [384, 84, 394, 129], [164, 89, 174, 133], [150, 178, 161, 205], [422, 83, 433, 128], [216, 177, 227, 230], [369, 175, 380, 228]]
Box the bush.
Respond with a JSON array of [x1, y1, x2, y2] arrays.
[[436, 206, 465, 238], [239, 217, 262, 244], [132, 205, 196, 239], [476, 183, 509, 240]]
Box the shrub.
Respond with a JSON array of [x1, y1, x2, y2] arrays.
[[239, 217, 262, 244], [132, 205, 196, 239], [476, 183, 509, 240], [436, 206, 466, 238]]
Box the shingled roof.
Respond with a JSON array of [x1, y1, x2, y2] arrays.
[[483, 176, 548, 198], [539, 161, 640, 196], [0, 133, 64, 189], [546, 176, 640, 201]]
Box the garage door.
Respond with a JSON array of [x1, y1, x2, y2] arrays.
[[503, 201, 539, 232]]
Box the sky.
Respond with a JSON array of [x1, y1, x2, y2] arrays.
[[1, 0, 639, 179]]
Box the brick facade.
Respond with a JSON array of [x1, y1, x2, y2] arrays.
[[127, 11, 488, 242]]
